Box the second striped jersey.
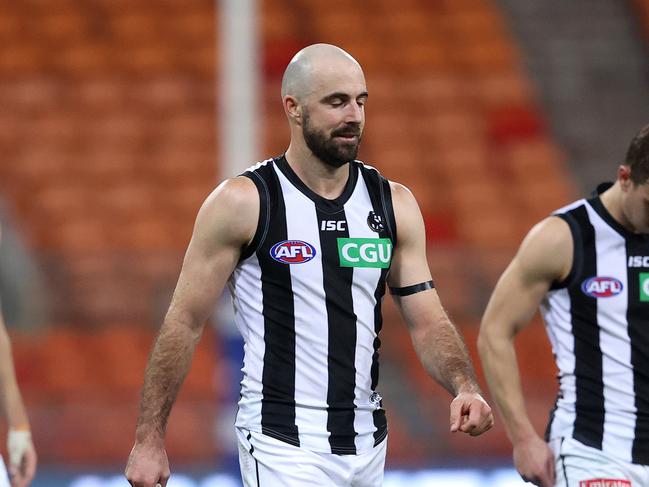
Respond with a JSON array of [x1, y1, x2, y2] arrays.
[[542, 185, 649, 464], [228, 155, 396, 455]]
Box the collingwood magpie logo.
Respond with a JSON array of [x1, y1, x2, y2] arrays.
[[369, 392, 383, 409], [367, 211, 384, 233]]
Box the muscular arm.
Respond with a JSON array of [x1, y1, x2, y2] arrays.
[[127, 176, 258, 486], [477, 216, 572, 486], [388, 183, 492, 435]]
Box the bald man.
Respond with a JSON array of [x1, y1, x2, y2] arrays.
[[125, 44, 493, 487]]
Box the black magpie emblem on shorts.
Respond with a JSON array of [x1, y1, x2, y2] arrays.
[[369, 392, 383, 409], [367, 211, 385, 233]]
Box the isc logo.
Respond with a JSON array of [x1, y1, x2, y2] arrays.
[[270, 240, 316, 264], [628, 256, 649, 267], [581, 276, 623, 298], [321, 220, 346, 231]]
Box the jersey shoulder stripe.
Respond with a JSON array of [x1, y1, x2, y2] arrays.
[[239, 158, 279, 261]]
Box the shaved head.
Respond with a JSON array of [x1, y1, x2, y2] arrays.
[[281, 44, 362, 100], [281, 44, 367, 168]]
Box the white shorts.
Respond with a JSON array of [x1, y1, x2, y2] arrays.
[[551, 437, 649, 486], [0, 456, 9, 487], [236, 427, 387, 487]]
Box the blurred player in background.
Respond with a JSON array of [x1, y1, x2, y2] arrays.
[[125, 43, 493, 487], [0, 225, 37, 487], [479, 125, 649, 486]]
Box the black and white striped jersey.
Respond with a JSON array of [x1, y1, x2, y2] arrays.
[[228, 155, 396, 455], [542, 185, 649, 464]]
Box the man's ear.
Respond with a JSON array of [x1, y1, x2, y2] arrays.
[[284, 96, 302, 125], [618, 164, 633, 191]]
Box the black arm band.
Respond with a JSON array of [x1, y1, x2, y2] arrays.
[[389, 280, 434, 296]]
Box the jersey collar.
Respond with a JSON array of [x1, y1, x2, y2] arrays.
[[275, 155, 358, 213]]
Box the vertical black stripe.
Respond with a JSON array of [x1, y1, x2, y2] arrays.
[[239, 167, 271, 262], [560, 449, 569, 486], [317, 208, 358, 454], [246, 432, 261, 487], [371, 267, 388, 446], [544, 395, 559, 442], [626, 235, 649, 464], [568, 205, 605, 449], [360, 165, 392, 445], [257, 166, 299, 446], [378, 176, 397, 245]]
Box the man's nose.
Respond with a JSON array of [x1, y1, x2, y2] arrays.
[[345, 102, 363, 123]]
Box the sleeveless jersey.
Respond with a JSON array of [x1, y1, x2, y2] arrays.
[[542, 186, 649, 464], [228, 155, 396, 455]]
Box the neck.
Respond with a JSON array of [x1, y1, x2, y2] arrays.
[[600, 181, 635, 232], [284, 143, 350, 200]]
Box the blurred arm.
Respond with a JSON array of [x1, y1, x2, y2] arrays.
[[388, 183, 492, 436], [0, 313, 29, 432], [0, 227, 37, 486], [477, 216, 572, 486]]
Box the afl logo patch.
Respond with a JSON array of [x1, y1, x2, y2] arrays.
[[581, 276, 623, 298], [270, 240, 316, 264]]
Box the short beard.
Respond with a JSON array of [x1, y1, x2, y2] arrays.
[[302, 112, 361, 169]]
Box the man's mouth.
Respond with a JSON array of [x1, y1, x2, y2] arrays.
[[333, 131, 360, 140]]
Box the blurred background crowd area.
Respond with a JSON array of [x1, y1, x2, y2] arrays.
[[0, 0, 648, 473]]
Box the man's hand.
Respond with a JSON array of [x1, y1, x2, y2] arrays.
[[449, 392, 494, 436], [513, 435, 555, 487], [7, 429, 36, 487], [125, 440, 170, 487]]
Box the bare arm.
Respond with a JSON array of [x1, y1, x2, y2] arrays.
[[126, 176, 258, 487], [0, 317, 29, 432], [0, 227, 36, 487], [477, 216, 572, 487], [388, 183, 493, 436]]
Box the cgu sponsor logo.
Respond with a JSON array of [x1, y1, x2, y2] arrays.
[[581, 276, 623, 298], [640, 273, 649, 302], [337, 238, 392, 268], [270, 240, 316, 264], [579, 480, 631, 487]]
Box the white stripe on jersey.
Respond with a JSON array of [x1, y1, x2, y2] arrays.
[[231, 253, 265, 430], [542, 286, 577, 440], [584, 203, 636, 461], [346, 172, 383, 452], [275, 166, 332, 451], [551, 198, 587, 216]]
